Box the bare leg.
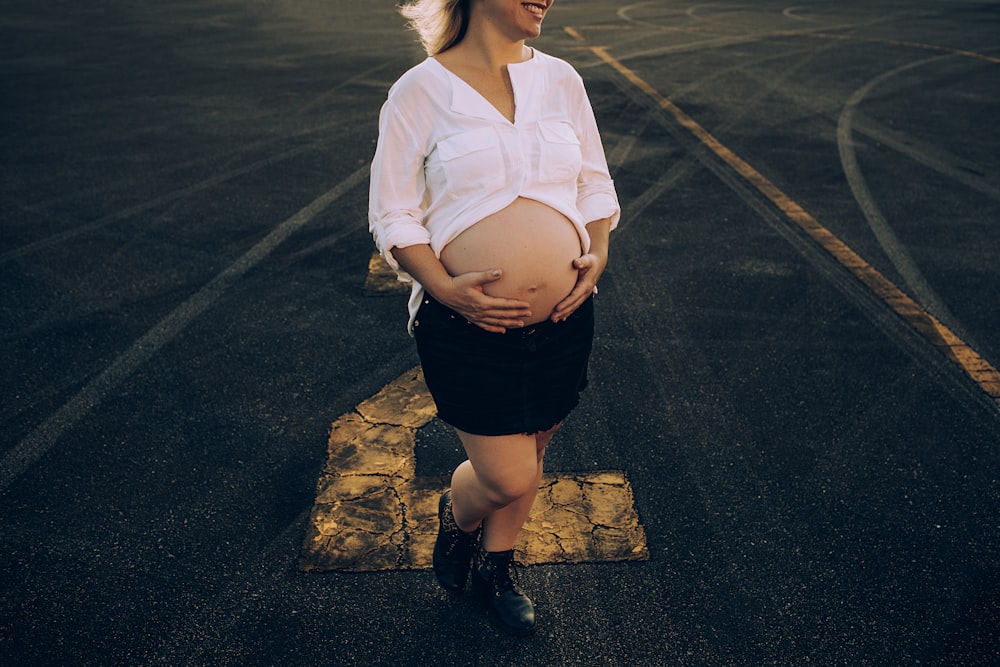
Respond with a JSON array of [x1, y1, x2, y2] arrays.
[[449, 423, 562, 552]]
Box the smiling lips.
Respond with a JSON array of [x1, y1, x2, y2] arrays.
[[523, 3, 546, 19]]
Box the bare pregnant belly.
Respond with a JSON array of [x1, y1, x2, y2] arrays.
[[440, 198, 582, 326]]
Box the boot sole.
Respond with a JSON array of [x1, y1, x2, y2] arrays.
[[472, 580, 537, 637], [483, 604, 537, 637]]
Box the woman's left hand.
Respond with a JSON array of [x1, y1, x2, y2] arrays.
[[550, 251, 607, 323]]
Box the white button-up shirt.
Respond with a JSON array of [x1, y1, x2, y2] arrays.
[[368, 49, 621, 331]]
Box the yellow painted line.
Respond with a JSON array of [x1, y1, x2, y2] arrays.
[[299, 367, 648, 572], [583, 43, 1000, 408], [564, 26, 586, 43]]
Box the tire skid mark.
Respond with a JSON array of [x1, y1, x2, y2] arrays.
[[0, 166, 369, 492], [0, 137, 345, 263], [811, 32, 1000, 65], [838, 55, 968, 343], [581, 41, 1000, 410], [3, 62, 388, 260]]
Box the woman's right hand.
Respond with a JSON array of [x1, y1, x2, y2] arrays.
[[437, 269, 532, 334], [388, 245, 530, 333]]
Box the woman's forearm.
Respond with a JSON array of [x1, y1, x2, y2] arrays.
[[586, 216, 613, 266], [391, 244, 455, 300]]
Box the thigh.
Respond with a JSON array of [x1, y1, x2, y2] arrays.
[[455, 428, 539, 490]]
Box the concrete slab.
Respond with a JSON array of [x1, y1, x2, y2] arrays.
[[298, 367, 648, 572]]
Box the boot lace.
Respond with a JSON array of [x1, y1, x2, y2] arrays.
[[481, 550, 523, 595]]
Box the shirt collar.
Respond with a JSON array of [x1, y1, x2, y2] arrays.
[[429, 53, 538, 123]]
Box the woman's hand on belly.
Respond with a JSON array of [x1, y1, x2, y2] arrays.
[[438, 268, 533, 334], [551, 216, 613, 323], [550, 252, 605, 322]]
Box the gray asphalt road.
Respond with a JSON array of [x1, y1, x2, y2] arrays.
[[2, 1, 998, 664]]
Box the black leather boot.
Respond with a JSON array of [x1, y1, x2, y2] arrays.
[[432, 490, 481, 591], [471, 548, 536, 636]]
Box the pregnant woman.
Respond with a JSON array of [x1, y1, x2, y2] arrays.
[[368, 0, 619, 636]]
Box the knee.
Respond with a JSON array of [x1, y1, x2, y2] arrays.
[[478, 466, 539, 507]]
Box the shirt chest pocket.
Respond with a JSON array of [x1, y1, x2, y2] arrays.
[[433, 127, 505, 199], [537, 121, 582, 184]]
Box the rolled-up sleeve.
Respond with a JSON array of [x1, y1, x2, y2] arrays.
[[571, 76, 621, 230], [368, 98, 431, 275]]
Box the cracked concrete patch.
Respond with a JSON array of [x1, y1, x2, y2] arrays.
[[517, 473, 648, 564], [362, 251, 409, 296], [299, 366, 649, 573]]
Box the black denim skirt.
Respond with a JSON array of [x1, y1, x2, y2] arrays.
[[413, 293, 595, 436]]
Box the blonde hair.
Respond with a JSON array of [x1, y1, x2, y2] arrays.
[[399, 0, 470, 56]]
